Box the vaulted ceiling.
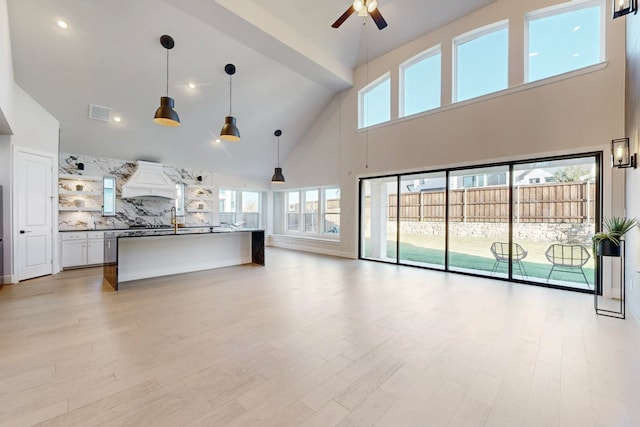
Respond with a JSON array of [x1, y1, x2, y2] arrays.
[[7, 0, 495, 179]]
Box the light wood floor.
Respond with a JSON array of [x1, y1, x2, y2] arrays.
[[1, 248, 639, 427]]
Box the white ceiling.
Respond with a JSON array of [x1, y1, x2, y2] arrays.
[[7, 0, 495, 180]]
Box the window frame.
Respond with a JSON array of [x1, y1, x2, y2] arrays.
[[452, 20, 509, 103], [524, 0, 604, 83], [399, 44, 442, 118], [102, 176, 117, 217], [218, 188, 263, 229], [282, 186, 341, 238], [358, 72, 391, 129]]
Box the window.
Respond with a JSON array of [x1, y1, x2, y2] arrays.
[[400, 46, 441, 117], [526, 2, 602, 82], [359, 73, 391, 128], [323, 188, 340, 234], [219, 189, 237, 225], [219, 189, 263, 228], [241, 191, 260, 229], [282, 187, 341, 237], [304, 190, 318, 232], [175, 183, 185, 216], [286, 191, 300, 232], [102, 176, 116, 216], [454, 22, 509, 102]]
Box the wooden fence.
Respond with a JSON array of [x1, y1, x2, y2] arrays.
[[384, 182, 595, 224]]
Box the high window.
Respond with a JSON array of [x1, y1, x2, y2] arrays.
[[359, 73, 391, 128], [219, 189, 262, 229], [400, 46, 441, 117], [526, 1, 602, 82], [282, 187, 341, 237], [454, 21, 509, 102]]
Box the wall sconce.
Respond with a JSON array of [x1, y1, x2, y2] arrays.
[[611, 138, 637, 168], [613, 0, 637, 18]]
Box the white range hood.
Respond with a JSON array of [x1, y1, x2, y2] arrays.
[[121, 161, 177, 199]]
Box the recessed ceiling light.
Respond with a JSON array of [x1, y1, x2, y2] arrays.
[[215, 138, 221, 143], [573, 25, 581, 32], [572, 53, 581, 57], [529, 52, 539, 57], [57, 20, 68, 29], [188, 83, 196, 89], [113, 116, 122, 123]]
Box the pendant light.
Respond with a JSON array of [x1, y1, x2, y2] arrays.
[[220, 63, 240, 141], [271, 129, 286, 183], [153, 35, 180, 127]]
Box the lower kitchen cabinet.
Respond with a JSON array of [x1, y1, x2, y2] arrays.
[[61, 231, 104, 268]]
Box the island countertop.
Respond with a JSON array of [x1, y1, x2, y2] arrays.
[[103, 229, 265, 290]]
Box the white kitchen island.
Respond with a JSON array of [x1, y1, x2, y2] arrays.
[[103, 228, 265, 290]]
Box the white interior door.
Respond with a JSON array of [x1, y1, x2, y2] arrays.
[[17, 150, 53, 281]]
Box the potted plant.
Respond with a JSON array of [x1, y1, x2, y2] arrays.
[[592, 216, 638, 257]]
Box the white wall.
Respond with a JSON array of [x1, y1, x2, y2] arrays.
[[275, 0, 627, 259], [624, 11, 640, 322], [0, 0, 13, 131], [0, 0, 60, 282]]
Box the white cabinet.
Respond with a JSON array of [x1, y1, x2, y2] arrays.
[[61, 231, 104, 268], [87, 232, 104, 265]]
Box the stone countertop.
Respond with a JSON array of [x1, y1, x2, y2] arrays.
[[104, 228, 264, 239]]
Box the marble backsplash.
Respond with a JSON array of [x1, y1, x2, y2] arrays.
[[59, 153, 214, 231]]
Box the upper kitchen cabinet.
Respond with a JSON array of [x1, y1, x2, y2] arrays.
[[58, 174, 103, 212]]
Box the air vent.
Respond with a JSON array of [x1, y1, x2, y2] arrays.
[[88, 104, 112, 121]]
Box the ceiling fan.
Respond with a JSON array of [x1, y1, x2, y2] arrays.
[[331, 0, 388, 30]]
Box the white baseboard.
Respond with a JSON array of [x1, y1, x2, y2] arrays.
[[268, 235, 355, 259]]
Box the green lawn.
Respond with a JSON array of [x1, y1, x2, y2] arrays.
[[364, 238, 594, 287]]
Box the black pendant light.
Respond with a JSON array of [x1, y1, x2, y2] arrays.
[[154, 35, 180, 127], [220, 63, 240, 141], [271, 129, 286, 183]]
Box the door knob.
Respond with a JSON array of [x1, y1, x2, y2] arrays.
[[19, 230, 32, 234]]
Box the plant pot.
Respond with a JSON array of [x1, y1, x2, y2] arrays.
[[597, 239, 621, 257]]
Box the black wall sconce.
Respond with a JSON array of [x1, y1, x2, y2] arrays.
[[613, 0, 637, 18], [612, 138, 637, 168]]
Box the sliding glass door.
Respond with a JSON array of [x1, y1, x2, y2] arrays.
[[398, 172, 446, 269], [512, 157, 596, 290], [359, 153, 600, 292], [448, 166, 510, 277], [361, 177, 398, 262]]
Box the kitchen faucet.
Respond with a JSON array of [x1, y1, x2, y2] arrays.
[[171, 206, 177, 234]]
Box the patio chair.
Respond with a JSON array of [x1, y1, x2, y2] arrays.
[[545, 244, 591, 286], [490, 242, 528, 277]]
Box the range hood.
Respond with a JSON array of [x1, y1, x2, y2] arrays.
[[121, 161, 177, 199]]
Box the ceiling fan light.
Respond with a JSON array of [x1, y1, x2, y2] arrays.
[[367, 0, 378, 12], [220, 116, 240, 141], [154, 96, 180, 127], [353, 0, 364, 12]]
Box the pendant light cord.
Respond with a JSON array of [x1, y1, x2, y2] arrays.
[[229, 75, 233, 115], [364, 19, 369, 169], [277, 135, 280, 167], [166, 49, 169, 97]]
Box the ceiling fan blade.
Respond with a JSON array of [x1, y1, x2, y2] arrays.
[[370, 8, 388, 30], [331, 5, 355, 28]]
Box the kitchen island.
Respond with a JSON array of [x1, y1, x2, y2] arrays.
[[103, 228, 265, 290]]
